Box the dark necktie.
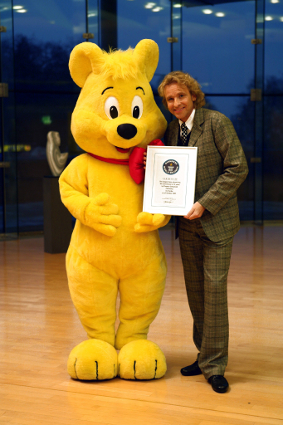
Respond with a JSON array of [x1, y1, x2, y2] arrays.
[[180, 122, 189, 145]]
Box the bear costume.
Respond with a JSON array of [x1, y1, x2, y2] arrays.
[[59, 39, 170, 381]]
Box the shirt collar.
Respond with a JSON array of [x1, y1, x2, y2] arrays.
[[179, 109, 195, 132]]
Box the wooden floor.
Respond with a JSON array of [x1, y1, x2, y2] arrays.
[[0, 225, 283, 424]]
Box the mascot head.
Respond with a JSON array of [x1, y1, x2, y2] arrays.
[[69, 39, 167, 159]]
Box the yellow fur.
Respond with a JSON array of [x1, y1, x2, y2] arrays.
[[59, 40, 169, 381]]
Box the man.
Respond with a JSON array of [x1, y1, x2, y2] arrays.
[[158, 71, 248, 393]]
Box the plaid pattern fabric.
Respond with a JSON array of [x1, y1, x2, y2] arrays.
[[164, 108, 249, 242], [164, 108, 248, 377], [178, 218, 233, 379]]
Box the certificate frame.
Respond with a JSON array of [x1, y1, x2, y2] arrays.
[[143, 145, 198, 216]]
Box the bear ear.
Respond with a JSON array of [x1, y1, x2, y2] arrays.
[[133, 39, 159, 82], [69, 42, 105, 87]]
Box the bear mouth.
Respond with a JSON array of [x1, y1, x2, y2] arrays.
[[115, 146, 131, 153]]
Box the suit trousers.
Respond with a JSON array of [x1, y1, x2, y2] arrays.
[[178, 217, 233, 379]]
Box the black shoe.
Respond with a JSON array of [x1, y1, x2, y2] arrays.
[[180, 360, 202, 376], [208, 375, 229, 393]]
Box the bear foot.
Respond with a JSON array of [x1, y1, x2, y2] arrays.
[[67, 339, 118, 380], [118, 340, 167, 380]]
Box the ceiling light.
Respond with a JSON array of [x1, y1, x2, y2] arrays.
[[174, 3, 182, 7], [265, 15, 274, 20], [280, 16, 283, 21], [271, 0, 279, 3], [215, 12, 225, 17], [16, 9, 27, 13], [13, 5, 23, 9], [145, 2, 155, 8], [202, 9, 213, 14], [152, 6, 163, 12]]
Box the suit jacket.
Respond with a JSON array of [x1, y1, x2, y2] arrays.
[[164, 108, 249, 242]]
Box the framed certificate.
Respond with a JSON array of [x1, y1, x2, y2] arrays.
[[143, 145, 198, 216]]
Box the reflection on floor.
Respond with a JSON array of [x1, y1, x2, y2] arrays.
[[0, 225, 282, 424]]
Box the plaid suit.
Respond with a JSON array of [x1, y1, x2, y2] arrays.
[[164, 108, 248, 379]]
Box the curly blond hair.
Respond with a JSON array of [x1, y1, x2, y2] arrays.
[[158, 71, 205, 110]]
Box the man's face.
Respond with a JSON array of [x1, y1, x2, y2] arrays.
[[164, 83, 196, 122]]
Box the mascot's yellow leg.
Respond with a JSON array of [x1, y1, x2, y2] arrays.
[[115, 254, 167, 349], [118, 340, 167, 380], [66, 246, 118, 346], [115, 254, 167, 380], [66, 248, 119, 380], [68, 339, 118, 380]]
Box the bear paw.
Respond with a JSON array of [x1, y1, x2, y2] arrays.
[[67, 339, 118, 380], [118, 340, 167, 380]]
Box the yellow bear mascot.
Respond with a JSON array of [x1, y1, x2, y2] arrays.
[[59, 39, 170, 381]]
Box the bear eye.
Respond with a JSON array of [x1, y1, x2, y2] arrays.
[[131, 96, 143, 119], [104, 96, 120, 119]]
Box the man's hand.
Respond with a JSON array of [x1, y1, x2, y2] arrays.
[[184, 202, 205, 220]]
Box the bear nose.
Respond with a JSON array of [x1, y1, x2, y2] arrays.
[[117, 124, 137, 140]]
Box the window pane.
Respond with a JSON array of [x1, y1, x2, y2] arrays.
[[1, 96, 18, 234], [1, 1, 18, 235], [264, 0, 283, 93], [13, 0, 87, 232], [264, 1, 283, 219], [263, 95, 283, 220], [16, 92, 78, 232], [88, 0, 99, 42], [13, 0, 86, 92], [13, 0, 85, 44], [205, 95, 254, 221], [117, 0, 171, 92], [182, 1, 255, 94]]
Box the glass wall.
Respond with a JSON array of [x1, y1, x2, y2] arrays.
[[181, 1, 256, 220], [1, 0, 283, 236], [117, 0, 171, 87], [263, 0, 283, 220], [182, 1, 255, 95], [12, 0, 98, 232], [117, 0, 172, 120], [0, 0, 18, 236]]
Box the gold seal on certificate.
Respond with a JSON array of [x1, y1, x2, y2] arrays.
[[143, 146, 198, 216]]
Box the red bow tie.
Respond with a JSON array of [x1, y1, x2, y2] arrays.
[[88, 139, 164, 184]]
